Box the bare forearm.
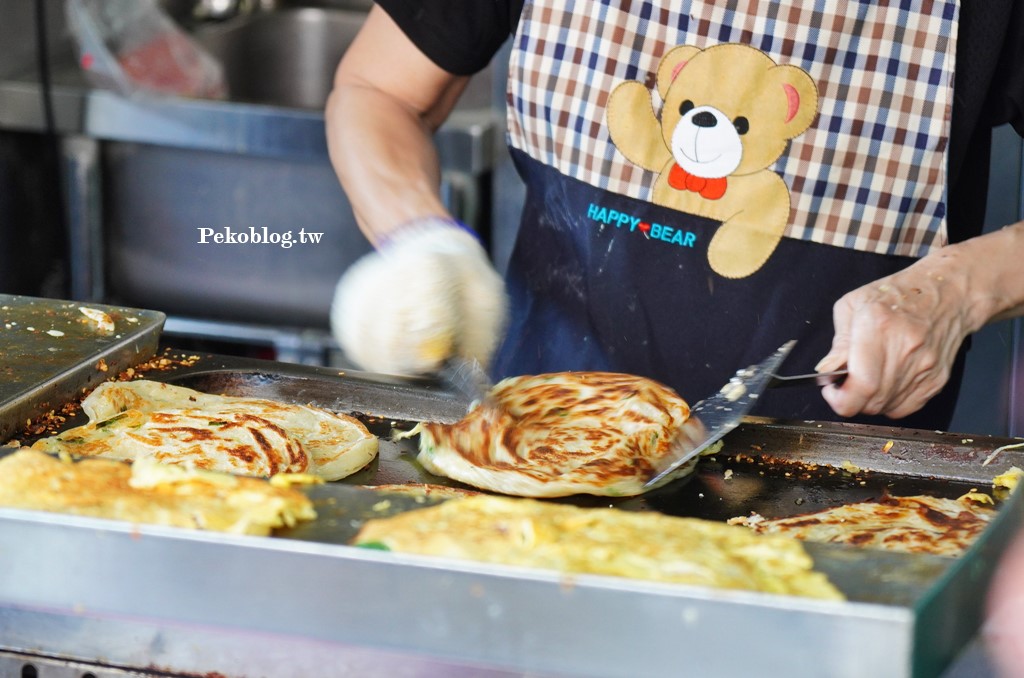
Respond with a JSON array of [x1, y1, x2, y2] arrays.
[[952, 220, 1024, 327], [818, 220, 1024, 419], [324, 5, 470, 246], [326, 83, 451, 245]]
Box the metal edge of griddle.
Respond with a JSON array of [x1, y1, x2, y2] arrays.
[[0, 504, 920, 678], [723, 415, 1024, 483], [911, 483, 1024, 678], [0, 297, 166, 443]]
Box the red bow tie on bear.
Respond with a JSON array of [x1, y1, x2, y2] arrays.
[[668, 164, 727, 200]]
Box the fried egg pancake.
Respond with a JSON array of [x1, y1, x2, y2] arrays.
[[730, 494, 996, 557], [355, 495, 844, 599], [412, 371, 702, 497], [0, 449, 315, 535], [33, 380, 378, 481]]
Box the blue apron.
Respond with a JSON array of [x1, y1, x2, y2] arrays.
[[493, 0, 964, 429]]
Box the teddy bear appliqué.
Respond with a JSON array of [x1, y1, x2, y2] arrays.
[[607, 43, 818, 278]]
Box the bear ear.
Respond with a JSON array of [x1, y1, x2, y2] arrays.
[[768, 64, 819, 138], [656, 45, 703, 100]]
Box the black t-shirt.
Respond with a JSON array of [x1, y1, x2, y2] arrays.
[[376, 0, 1024, 242]]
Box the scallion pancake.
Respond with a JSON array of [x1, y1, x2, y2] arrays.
[[412, 372, 704, 497], [33, 380, 378, 481]]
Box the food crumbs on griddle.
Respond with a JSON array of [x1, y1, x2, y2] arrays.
[[882, 440, 894, 453], [79, 307, 115, 333], [840, 460, 861, 474], [96, 359, 108, 372], [112, 351, 201, 382], [21, 406, 71, 438], [958, 489, 996, 505]]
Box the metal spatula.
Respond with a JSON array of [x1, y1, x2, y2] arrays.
[[440, 357, 498, 412], [643, 340, 799, 489]]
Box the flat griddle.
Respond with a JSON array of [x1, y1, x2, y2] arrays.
[[1, 351, 1022, 678], [0, 294, 165, 442]]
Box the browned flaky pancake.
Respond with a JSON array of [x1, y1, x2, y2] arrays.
[[33, 380, 378, 481], [0, 449, 316, 535], [730, 494, 996, 557], [410, 371, 704, 497]]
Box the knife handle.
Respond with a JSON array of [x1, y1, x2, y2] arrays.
[[768, 369, 848, 389]]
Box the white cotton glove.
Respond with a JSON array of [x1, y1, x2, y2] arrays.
[[331, 218, 508, 375]]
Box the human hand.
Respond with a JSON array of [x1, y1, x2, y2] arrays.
[[331, 218, 508, 375], [815, 252, 975, 419]]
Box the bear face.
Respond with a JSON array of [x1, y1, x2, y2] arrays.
[[605, 42, 819, 278], [657, 44, 818, 178]]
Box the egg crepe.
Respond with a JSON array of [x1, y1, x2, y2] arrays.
[[33, 380, 378, 480], [0, 449, 315, 535], [729, 494, 996, 557], [410, 371, 702, 497], [355, 495, 844, 600]]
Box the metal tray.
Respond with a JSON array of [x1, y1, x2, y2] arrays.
[[1, 353, 1022, 678], [0, 294, 165, 441]]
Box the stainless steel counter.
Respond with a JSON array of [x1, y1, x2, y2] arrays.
[[0, 10, 497, 170], [0, 5, 500, 351]]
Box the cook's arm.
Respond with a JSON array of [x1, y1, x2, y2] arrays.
[[817, 221, 1024, 419], [324, 8, 508, 375], [325, 6, 470, 244]]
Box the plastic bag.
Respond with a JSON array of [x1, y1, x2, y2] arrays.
[[66, 0, 227, 99]]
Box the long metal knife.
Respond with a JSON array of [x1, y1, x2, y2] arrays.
[[643, 340, 798, 489]]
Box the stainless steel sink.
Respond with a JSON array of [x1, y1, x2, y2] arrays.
[[193, 7, 366, 109]]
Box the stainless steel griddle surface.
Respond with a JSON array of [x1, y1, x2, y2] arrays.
[[3, 351, 1023, 678], [160, 358, 1015, 519]]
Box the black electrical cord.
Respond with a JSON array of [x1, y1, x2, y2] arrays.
[[33, 0, 70, 298], [33, 0, 58, 134]]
